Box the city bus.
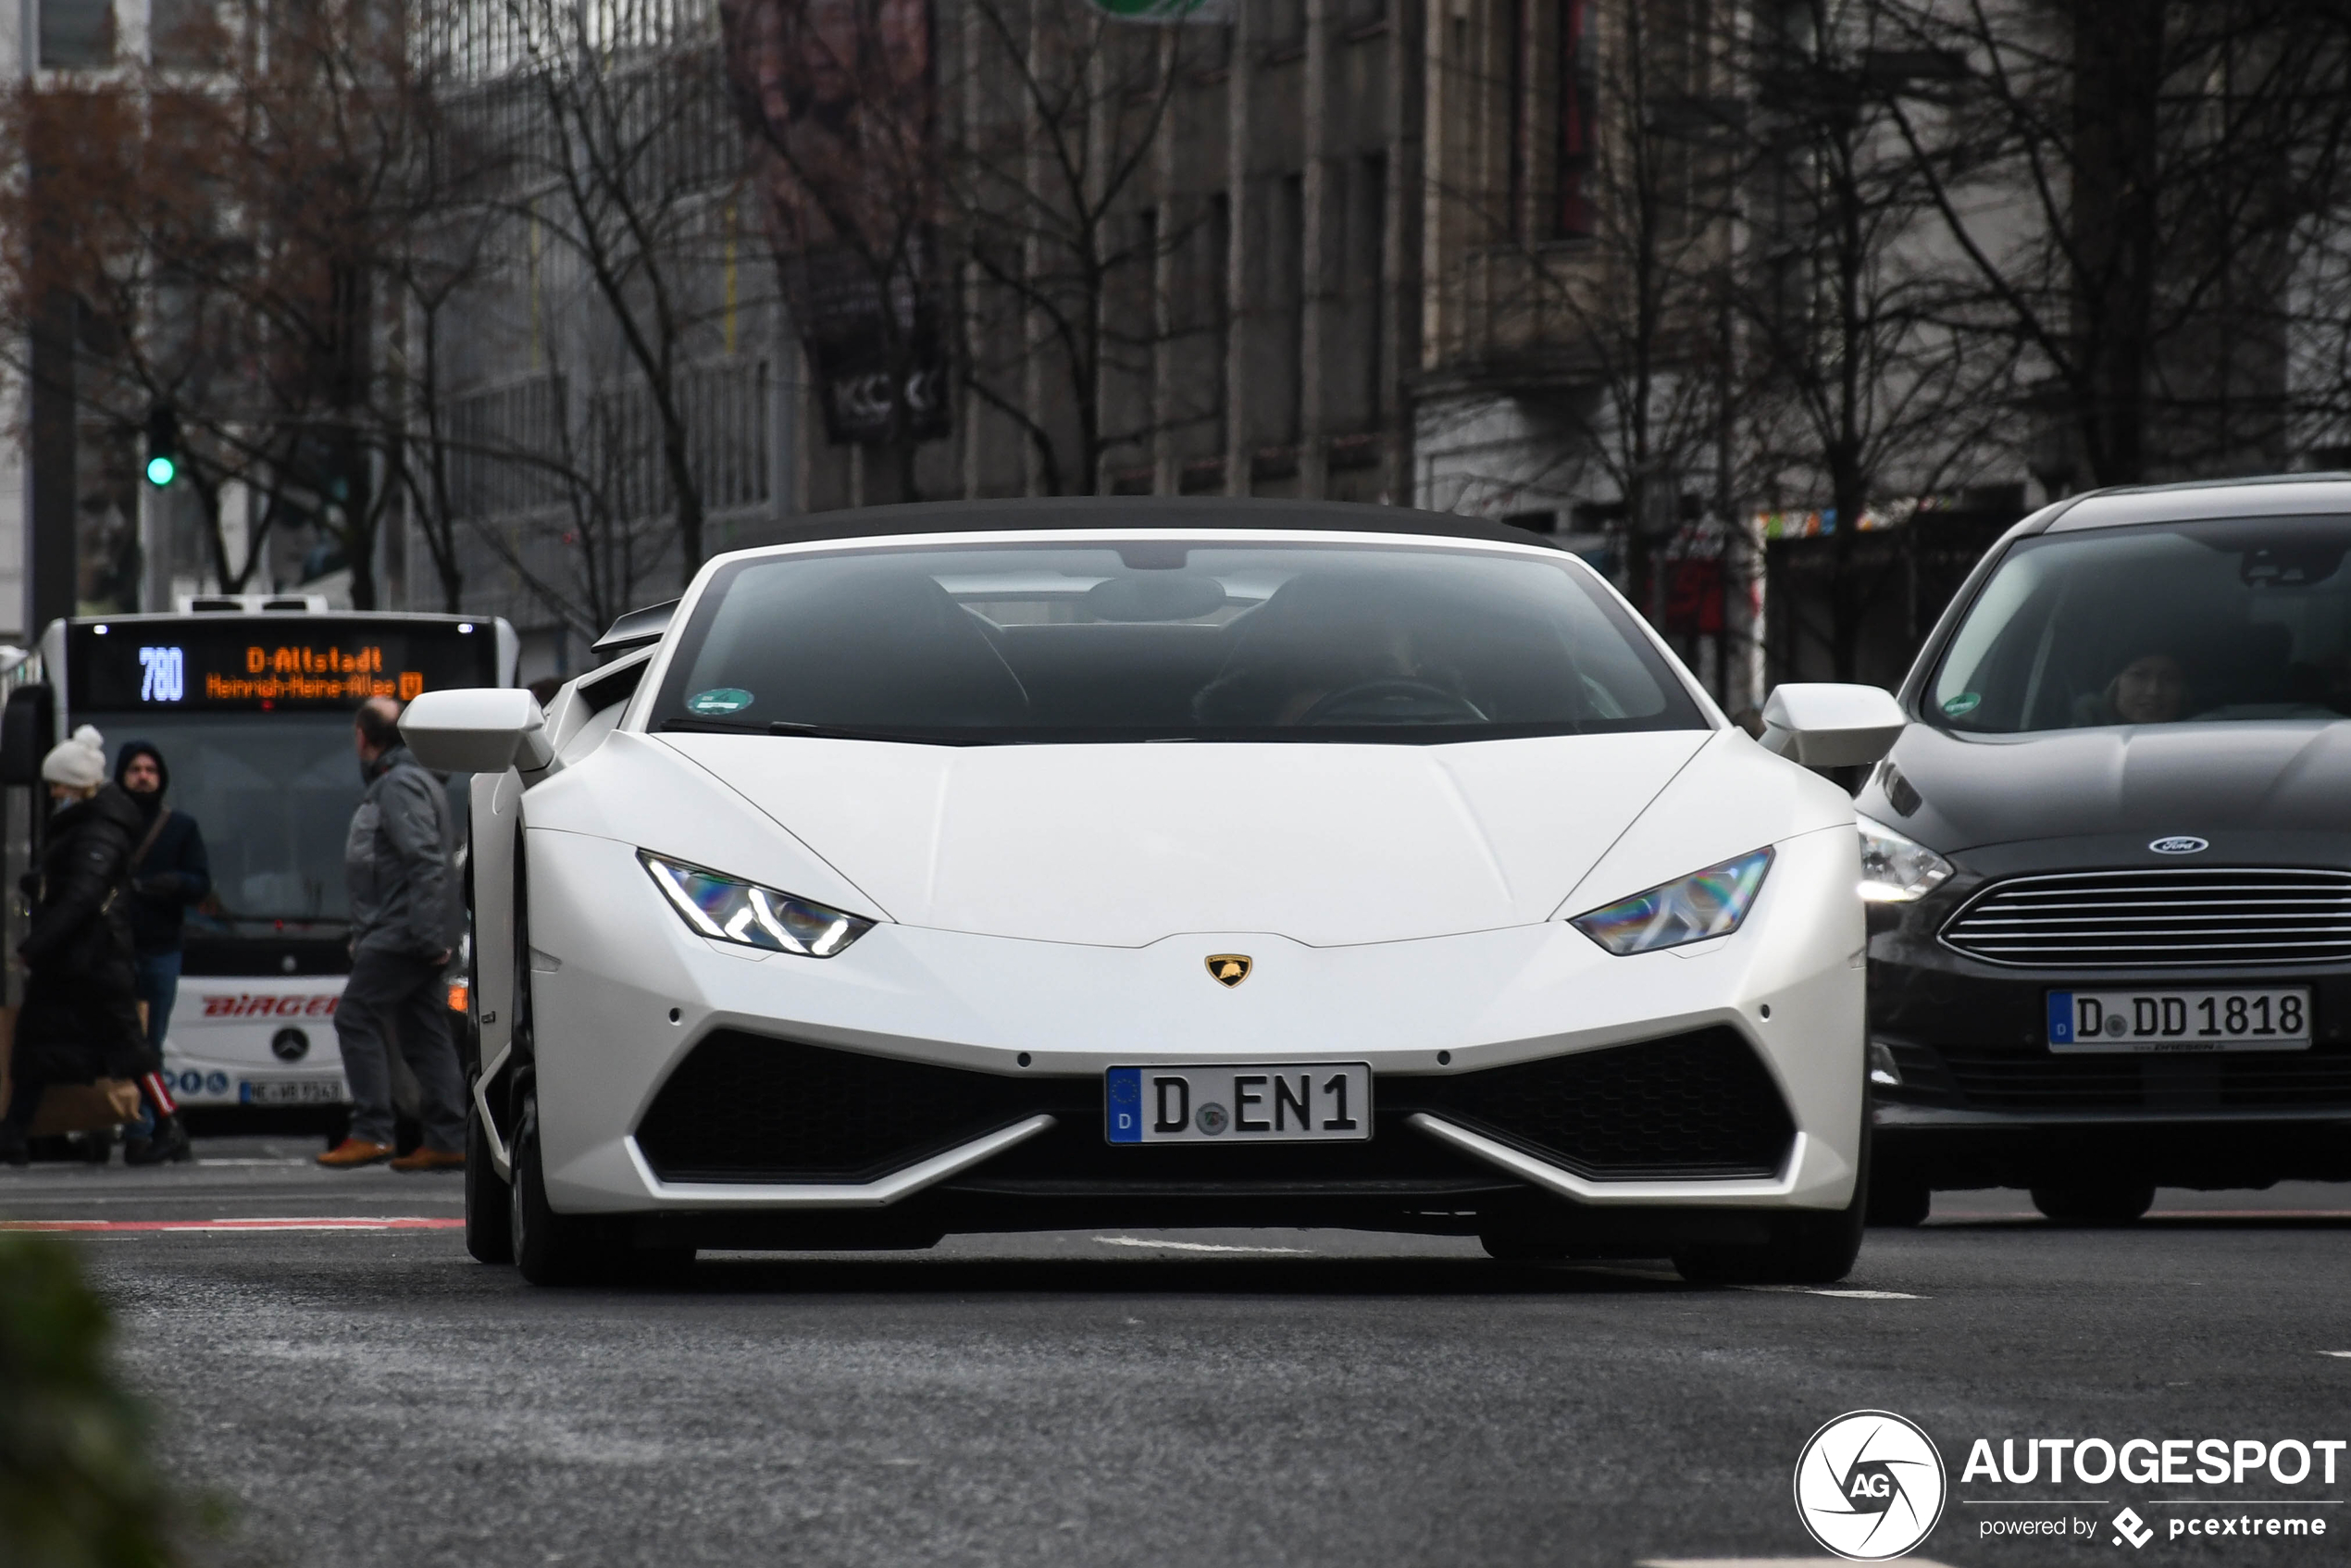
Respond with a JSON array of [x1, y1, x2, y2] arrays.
[[7, 607, 516, 1126]]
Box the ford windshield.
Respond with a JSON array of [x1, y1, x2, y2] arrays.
[[1931, 518, 2351, 733]]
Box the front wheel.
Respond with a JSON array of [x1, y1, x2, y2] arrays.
[[508, 1092, 605, 1286], [1866, 1174, 1931, 1228], [464, 1094, 513, 1264], [2030, 1181, 2155, 1226], [1674, 1128, 1869, 1287]]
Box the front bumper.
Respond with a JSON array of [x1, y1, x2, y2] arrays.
[[519, 824, 1866, 1237], [1868, 846, 2351, 1188]]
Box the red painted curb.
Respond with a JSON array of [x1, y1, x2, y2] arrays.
[[0, 1217, 466, 1232]]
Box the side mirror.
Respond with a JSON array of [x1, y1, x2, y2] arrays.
[[400, 689, 552, 774], [1758, 683, 1908, 768]]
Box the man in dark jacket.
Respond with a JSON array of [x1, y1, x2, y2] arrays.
[[115, 740, 208, 1164], [0, 728, 151, 1165], [318, 697, 468, 1170]]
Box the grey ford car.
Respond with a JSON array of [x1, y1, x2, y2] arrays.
[[1857, 475, 2351, 1225]]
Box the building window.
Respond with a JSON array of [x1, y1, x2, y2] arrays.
[[1552, 0, 1593, 238], [40, 0, 116, 68]]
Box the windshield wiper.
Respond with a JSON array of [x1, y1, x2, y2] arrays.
[[660, 716, 761, 735], [658, 715, 978, 744], [765, 721, 980, 745]]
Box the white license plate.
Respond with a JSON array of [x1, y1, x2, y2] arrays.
[[2046, 989, 2312, 1053], [240, 1077, 351, 1105], [1105, 1064, 1372, 1144]]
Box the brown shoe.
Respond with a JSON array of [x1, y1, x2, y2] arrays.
[[389, 1147, 466, 1174], [317, 1139, 395, 1168]]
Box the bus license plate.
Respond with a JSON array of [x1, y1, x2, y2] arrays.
[[1105, 1064, 1372, 1143], [240, 1077, 352, 1105], [2046, 989, 2311, 1052]]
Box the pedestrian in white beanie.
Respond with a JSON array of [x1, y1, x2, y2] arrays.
[[3, 724, 150, 1165], [41, 724, 107, 796]]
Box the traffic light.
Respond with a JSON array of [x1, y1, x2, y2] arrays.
[[144, 404, 180, 487]]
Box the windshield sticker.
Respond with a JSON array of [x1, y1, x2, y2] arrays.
[[1941, 691, 1982, 717], [686, 688, 755, 716]]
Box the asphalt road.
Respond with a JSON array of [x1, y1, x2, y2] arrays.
[[6, 1138, 2350, 1568]]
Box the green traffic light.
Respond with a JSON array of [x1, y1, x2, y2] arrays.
[[145, 454, 176, 486]]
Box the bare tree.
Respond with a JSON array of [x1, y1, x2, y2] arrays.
[[1421, 0, 1733, 615], [0, 0, 495, 608], [948, 0, 1202, 495], [1872, 0, 2351, 491], [501, 0, 745, 588], [725, 0, 944, 503], [1730, 0, 2022, 679]]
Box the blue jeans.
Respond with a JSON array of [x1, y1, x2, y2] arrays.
[[133, 950, 181, 1133]]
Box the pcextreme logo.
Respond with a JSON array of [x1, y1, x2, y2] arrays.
[[1794, 1410, 1949, 1561]]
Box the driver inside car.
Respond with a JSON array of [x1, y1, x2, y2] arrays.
[[1191, 575, 1478, 726], [2073, 650, 2189, 727]]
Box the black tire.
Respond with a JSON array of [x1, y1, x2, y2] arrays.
[[1479, 1231, 1572, 1263], [2030, 1181, 2155, 1226], [508, 1093, 605, 1286], [1674, 1123, 1869, 1287], [464, 1094, 513, 1264], [1866, 1174, 1932, 1228]]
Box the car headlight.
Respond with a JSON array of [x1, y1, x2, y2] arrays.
[[1856, 814, 1952, 903], [640, 852, 874, 957], [1570, 848, 1774, 956]]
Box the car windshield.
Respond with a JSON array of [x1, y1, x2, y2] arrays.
[[650, 539, 1706, 743], [1930, 518, 2351, 733]]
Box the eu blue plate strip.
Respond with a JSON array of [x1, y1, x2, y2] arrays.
[[1105, 1066, 1142, 1143]]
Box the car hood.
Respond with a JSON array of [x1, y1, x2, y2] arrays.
[[654, 731, 1715, 947], [1869, 720, 2351, 852]]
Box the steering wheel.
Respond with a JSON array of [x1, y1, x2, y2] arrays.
[[1298, 678, 1489, 726]]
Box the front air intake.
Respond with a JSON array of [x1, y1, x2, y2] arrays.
[[1400, 1027, 1797, 1180], [633, 1031, 1046, 1183]]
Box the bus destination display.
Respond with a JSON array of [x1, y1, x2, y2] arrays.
[[69, 621, 496, 712]]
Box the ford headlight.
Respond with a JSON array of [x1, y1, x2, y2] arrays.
[[641, 852, 874, 957], [1570, 848, 1773, 956], [1856, 814, 1952, 903]]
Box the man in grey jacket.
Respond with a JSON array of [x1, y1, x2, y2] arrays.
[[319, 696, 468, 1171]]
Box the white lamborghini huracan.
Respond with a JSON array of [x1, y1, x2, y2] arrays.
[[402, 500, 1905, 1286]]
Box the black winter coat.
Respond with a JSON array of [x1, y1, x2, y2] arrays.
[[16, 785, 149, 1080]]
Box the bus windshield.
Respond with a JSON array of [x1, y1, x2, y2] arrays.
[[91, 713, 372, 929], [59, 615, 497, 943]]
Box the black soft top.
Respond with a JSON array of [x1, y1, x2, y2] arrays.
[[759, 497, 1561, 551]]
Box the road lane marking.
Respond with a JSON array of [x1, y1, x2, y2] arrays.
[[0, 1217, 465, 1232], [2322, 1350, 2351, 1358], [1643, 1559, 1962, 1567], [1091, 1236, 1311, 1254], [1934, 1209, 2351, 1223], [1735, 1286, 1922, 1299]]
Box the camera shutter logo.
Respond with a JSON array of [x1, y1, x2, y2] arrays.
[[1793, 1410, 1948, 1561]]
